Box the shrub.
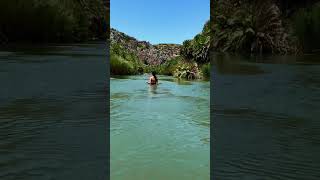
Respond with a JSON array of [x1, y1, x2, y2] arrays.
[[110, 54, 135, 75], [142, 56, 182, 75], [173, 61, 201, 80], [160, 56, 181, 75], [201, 63, 210, 79], [110, 42, 143, 75]]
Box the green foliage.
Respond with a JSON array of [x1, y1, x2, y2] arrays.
[[173, 61, 201, 80], [293, 3, 320, 52], [110, 42, 143, 75], [110, 21, 210, 79], [212, 0, 291, 54], [180, 20, 210, 64], [179, 21, 210, 80], [160, 56, 181, 75], [201, 63, 210, 79], [143, 56, 181, 75], [110, 54, 135, 75], [110, 42, 208, 80], [0, 0, 106, 43]]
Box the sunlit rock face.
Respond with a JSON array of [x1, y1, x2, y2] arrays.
[[110, 28, 181, 65]]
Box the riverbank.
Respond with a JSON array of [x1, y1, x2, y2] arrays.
[[110, 50, 210, 80]]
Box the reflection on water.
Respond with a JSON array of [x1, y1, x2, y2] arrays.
[[213, 55, 266, 75], [0, 43, 108, 180], [148, 84, 158, 95], [111, 75, 210, 180], [212, 53, 320, 180]]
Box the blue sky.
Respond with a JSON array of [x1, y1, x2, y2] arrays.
[[110, 0, 210, 44]]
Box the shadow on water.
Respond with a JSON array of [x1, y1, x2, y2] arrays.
[[212, 53, 266, 75]]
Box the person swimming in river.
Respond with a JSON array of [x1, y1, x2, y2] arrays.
[[147, 71, 158, 85]]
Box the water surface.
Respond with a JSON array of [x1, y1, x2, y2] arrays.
[[212, 53, 320, 179], [111, 75, 210, 180], [0, 43, 108, 180]]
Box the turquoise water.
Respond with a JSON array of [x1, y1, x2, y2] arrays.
[[111, 75, 210, 179]]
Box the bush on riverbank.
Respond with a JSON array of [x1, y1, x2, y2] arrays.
[[111, 51, 209, 80], [143, 56, 181, 75], [110, 54, 134, 75], [173, 61, 202, 80], [110, 43, 143, 75], [143, 56, 208, 80], [201, 63, 210, 79]]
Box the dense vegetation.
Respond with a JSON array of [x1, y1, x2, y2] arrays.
[[110, 43, 143, 75], [181, 21, 210, 64], [179, 20, 210, 79], [211, 0, 320, 54], [110, 21, 211, 80], [0, 0, 107, 44], [111, 41, 183, 77]]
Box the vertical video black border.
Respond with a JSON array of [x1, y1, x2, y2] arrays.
[[106, 0, 110, 179], [210, 0, 214, 179]]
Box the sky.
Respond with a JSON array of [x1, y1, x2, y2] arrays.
[[110, 0, 210, 44]]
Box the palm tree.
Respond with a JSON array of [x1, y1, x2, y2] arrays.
[[212, 0, 291, 54]]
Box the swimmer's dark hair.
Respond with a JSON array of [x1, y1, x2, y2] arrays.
[[152, 71, 158, 82]]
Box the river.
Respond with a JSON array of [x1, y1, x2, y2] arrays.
[[0, 43, 108, 180], [212, 53, 320, 179], [110, 75, 210, 179]]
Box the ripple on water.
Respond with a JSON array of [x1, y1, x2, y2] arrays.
[[0, 43, 108, 179], [213, 106, 320, 180], [111, 76, 210, 180]]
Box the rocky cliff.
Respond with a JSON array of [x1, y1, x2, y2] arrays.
[[110, 28, 181, 65]]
